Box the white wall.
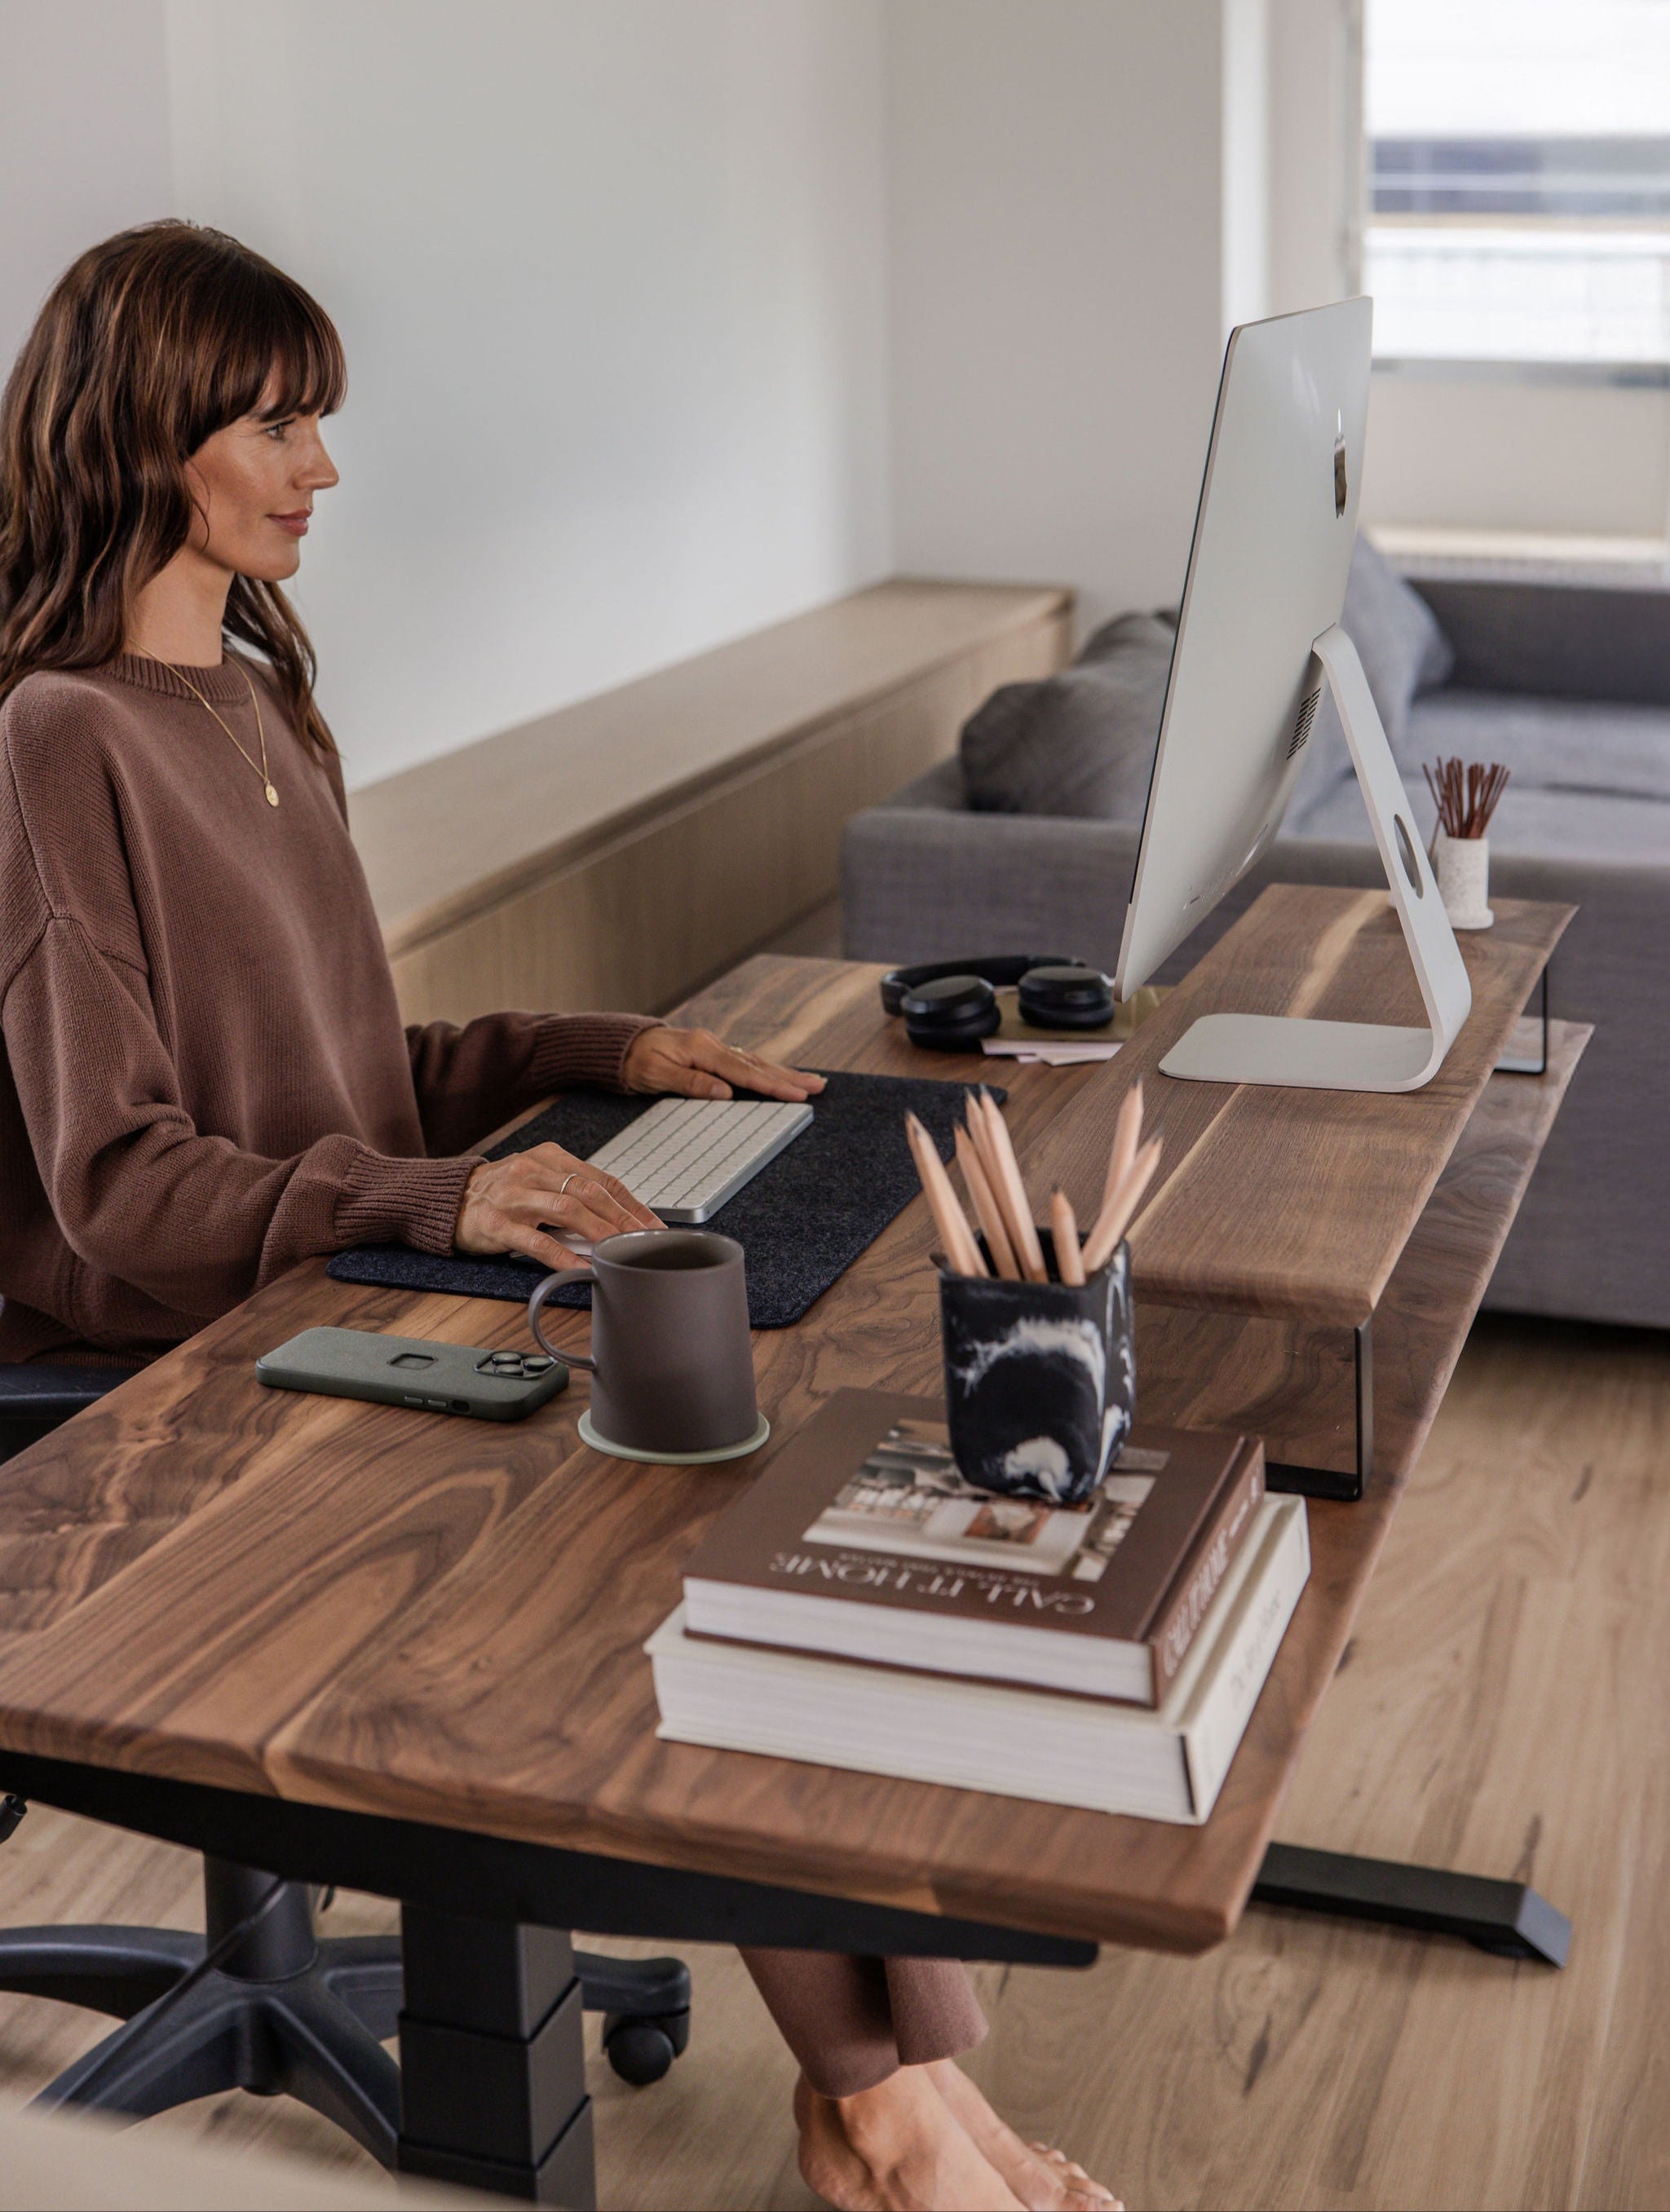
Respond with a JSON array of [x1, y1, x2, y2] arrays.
[[157, 0, 891, 789], [0, 2, 172, 376], [1361, 375, 1670, 539], [1222, 0, 1271, 333], [1266, 0, 1362, 317], [8, 1, 1261, 748], [884, 0, 1264, 640]]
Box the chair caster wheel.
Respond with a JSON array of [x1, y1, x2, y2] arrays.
[[603, 2008, 689, 2086]]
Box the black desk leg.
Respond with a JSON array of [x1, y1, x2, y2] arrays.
[[1252, 1842, 1571, 1966], [1495, 962, 1551, 1077], [396, 1904, 594, 2206], [1266, 1318, 1374, 1504]]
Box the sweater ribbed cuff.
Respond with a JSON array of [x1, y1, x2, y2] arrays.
[[334, 1150, 480, 1256], [530, 1013, 663, 1095]]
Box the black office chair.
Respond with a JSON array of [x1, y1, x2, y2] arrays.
[[0, 1365, 691, 2166]]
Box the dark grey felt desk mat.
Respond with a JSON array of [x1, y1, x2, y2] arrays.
[[326, 1070, 1002, 1329]]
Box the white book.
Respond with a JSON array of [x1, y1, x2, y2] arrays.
[[648, 1494, 1309, 1826]]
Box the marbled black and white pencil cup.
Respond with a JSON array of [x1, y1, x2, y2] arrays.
[[938, 1230, 1134, 1506]]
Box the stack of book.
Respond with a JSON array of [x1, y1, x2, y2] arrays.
[[648, 1389, 1309, 1825]]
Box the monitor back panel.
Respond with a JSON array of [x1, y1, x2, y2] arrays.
[[1116, 298, 1372, 997]]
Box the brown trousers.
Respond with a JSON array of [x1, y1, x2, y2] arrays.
[[740, 1949, 988, 2098]]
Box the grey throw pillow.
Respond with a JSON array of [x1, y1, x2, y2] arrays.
[[961, 610, 1175, 820], [1339, 533, 1454, 748], [1292, 538, 1456, 826]]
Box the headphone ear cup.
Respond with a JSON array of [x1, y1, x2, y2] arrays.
[[1017, 964, 1116, 1031], [901, 974, 1001, 1050]]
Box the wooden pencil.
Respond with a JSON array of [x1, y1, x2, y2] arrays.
[[905, 1113, 986, 1276], [1102, 1083, 1143, 1218], [1083, 1138, 1162, 1274], [956, 1127, 1020, 1279], [977, 1090, 1047, 1283], [908, 1115, 983, 1276], [1050, 1190, 1086, 1286], [965, 1089, 1033, 1277], [963, 1090, 1012, 1210]]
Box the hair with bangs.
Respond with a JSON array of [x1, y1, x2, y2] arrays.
[[0, 220, 346, 753]]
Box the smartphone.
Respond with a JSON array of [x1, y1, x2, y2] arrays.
[[257, 1327, 569, 1422]]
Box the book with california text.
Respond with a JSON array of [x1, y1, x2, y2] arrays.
[[681, 1389, 1266, 1708], [652, 1493, 1310, 1824]]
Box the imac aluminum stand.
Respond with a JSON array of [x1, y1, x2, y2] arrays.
[[1161, 625, 1473, 1092]]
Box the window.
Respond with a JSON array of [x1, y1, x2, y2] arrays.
[[1365, 0, 1670, 373]]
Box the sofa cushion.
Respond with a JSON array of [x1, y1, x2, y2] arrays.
[[1408, 688, 1670, 801], [1295, 772, 1670, 867], [959, 610, 1176, 819], [1292, 688, 1670, 860]]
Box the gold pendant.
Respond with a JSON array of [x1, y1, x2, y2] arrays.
[[265, 783, 280, 806]]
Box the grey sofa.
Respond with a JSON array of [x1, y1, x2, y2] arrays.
[[842, 572, 1670, 1331]]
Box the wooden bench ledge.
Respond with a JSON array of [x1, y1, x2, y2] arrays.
[[351, 580, 1071, 967]]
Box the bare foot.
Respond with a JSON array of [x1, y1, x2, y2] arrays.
[[794, 2067, 1025, 2211], [926, 2060, 1121, 2212], [794, 2077, 881, 2211]]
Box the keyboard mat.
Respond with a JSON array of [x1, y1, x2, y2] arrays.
[[326, 1069, 1005, 1329]]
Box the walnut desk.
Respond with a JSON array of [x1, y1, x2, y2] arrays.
[[0, 885, 1584, 2202]]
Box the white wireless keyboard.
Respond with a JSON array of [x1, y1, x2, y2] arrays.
[[588, 1097, 813, 1224]]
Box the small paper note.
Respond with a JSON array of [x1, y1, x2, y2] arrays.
[[981, 1039, 1124, 1066]]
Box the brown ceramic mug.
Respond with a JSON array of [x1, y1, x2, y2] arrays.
[[528, 1230, 763, 1462]]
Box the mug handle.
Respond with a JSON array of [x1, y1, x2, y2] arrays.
[[528, 1268, 598, 1374]]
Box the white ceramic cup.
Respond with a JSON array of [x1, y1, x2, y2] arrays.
[[1434, 829, 1493, 930]]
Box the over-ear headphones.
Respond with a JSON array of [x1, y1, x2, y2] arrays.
[[879, 955, 1116, 1051]]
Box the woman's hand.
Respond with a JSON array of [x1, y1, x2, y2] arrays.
[[453, 1033, 822, 1267], [454, 1142, 660, 1270], [621, 1027, 825, 1102]]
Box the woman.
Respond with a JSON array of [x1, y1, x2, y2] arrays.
[[0, 223, 1115, 2212]]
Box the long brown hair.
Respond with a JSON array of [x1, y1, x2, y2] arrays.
[[0, 221, 346, 754]]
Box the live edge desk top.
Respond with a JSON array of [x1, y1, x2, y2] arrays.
[[0, 887, 1585, 1959]]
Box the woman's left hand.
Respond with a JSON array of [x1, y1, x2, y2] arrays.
[[622, 1027, 825, 1103]]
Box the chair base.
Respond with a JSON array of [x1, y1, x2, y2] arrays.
[[1, 1914, 404, 2162], [0, 1855, 691, 2172]]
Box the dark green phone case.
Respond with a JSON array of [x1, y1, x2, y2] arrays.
[[256, 1326, 569, 1422]]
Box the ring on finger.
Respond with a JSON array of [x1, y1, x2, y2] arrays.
[[558, 1172, 581, 1197]]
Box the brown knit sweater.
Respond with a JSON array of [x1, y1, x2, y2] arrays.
[[0, 654, 656, 1362]]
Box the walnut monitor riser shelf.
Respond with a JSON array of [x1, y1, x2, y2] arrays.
[[1133, 944, 1576, 1503]]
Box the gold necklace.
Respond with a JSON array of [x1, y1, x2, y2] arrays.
[[156, 657, 279, 806]]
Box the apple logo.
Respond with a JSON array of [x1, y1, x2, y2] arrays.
[[1334, 408, 1348, 519]]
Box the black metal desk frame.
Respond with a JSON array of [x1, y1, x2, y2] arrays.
[[0, 1750, 1093, 2205]]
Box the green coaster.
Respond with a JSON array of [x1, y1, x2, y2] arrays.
[[577, 1410, 771, 1466]]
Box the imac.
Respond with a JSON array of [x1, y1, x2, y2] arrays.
[[1114, 298, 1472, 1093]]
